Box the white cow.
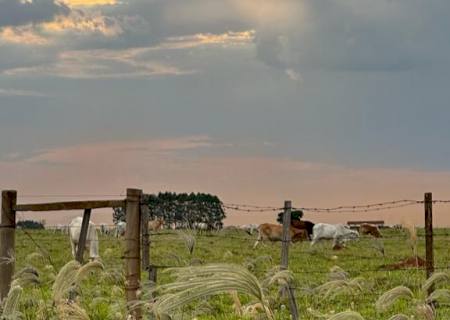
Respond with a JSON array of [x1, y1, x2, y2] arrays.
[[311, 223, 359, 247], [115, 221, 126, 238], [69, 217, 99, 260], [240, 224, 259, 235]]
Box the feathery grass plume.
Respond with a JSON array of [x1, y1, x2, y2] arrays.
[[25, 252, 47, 266], [387, 315, 411, 320], [315, 277, 365, 300], [76, 260, 104, 283], [328, 266, 349, 281], [415, 303, 435, 320], [52, 260, 80, 302], [326, 311, 365, 320], [1, 285, 23, 319], [262, 267, 294, 288], [426, 289, 450, 304], [375, 286, 414, 312], [422, 272, 450, 292], [57, 302, 90, 320], [12, 266, 40, 287], [149, 263, 278, 319], [0, 249, 15, 266], [404, 222, 417, 257], [179, 230, 196, 255], [100, 268, 124, 284]]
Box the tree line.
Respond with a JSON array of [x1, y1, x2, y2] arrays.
[[113, 192, 226, 229]]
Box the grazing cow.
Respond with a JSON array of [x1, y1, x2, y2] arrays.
[[69, 217, 99, 260], [254, 223, 308, 248], [193, 222, 208, 230], [148, 218, 164, 231], [239, 224, 259, 235], [115, 221, 126, 238], [311, 223, 359, 247], [359, 223, 382, 238], [291, 220, 315, 240]]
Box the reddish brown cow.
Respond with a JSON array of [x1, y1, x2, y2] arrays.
[[359, 223, 382, 238], [253, 223, 308, 248], [291, 220, 315, 240]]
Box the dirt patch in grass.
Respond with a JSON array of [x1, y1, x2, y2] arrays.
[[381, 256, 426, 270]]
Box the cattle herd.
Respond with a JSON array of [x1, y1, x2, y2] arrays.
[[58, 215, 384, 261]]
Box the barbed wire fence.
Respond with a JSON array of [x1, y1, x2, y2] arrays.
[[4, 191, 450, 319]]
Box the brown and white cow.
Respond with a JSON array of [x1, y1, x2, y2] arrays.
[[253, 223, 308, 248], [359, 223, 382, 238]]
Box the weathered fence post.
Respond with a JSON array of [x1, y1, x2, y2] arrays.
[[125, 188, 142, 319], [280, 200, 299, 320], [424, 192, 434, 294], [140, 195, 150, 271], [75, 209, 92, 263], [0, 190, 17, 301]]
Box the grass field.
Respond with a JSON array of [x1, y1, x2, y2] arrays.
[[10, 227, 450, 319]]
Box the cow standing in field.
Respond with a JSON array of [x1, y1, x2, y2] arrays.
[[359, 223, 382, 238], [69, 217, 99, 260], [148, 217, 164, 231], [115, 221, 126, 238], [291, 220, 315, 240], [254, 223, 308, 248], [311, 223, 359, 248]]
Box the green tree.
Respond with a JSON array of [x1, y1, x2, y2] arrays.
[[113, 192, 226, 229], [17, 220, 45, 229]]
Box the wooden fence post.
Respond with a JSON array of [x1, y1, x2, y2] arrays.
[[280, 200, 299, 320], [424, 192, 434, 294], [140, 196, 150, 272], [125, 188, 142, 319], [0, 190, 17, 301], [75, 209, 92, 263]]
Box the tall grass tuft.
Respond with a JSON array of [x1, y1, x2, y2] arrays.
[[147, 263, 292, 319], [179, 230, 196, 255], [404, 223, 417, 257], [52, 260, 104, 302], [315, 277, 365, 300], [422, 272, 450, 293], [375, 286, 414, 312], [1, 285, 23, 319], [326, 311, 365, 320], [57, 302, 90, 320]]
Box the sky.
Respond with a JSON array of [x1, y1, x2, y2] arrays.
[[1, 0, 450, 226]]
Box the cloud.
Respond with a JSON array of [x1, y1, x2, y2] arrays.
[[2, 46, 194, 78], [21, 135, 215, 165], [0, 0, 70, 27], [0, 24, 49, 45], [41, 10, 124, 36], [250, 0, 450, 73], [159, 30, 255, 50]]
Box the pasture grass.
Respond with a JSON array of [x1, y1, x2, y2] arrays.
[[13, 227, 450, 319]]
